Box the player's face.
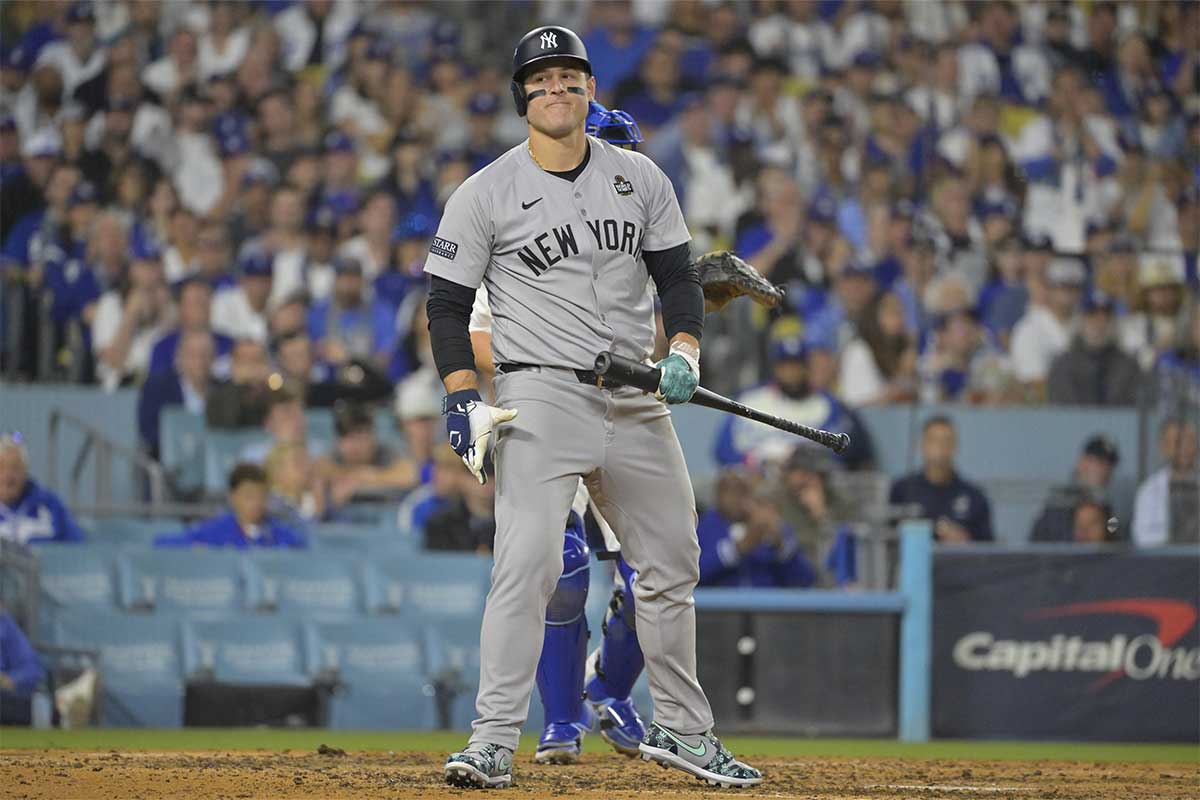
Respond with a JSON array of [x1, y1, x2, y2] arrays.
[[524, 63, 594, 138]]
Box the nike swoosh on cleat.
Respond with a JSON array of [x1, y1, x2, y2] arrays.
[[522, 198, 543, 210], [660, 728, 707, 758]]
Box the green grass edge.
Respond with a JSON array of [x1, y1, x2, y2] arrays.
[[1, 728, 1196, 764]]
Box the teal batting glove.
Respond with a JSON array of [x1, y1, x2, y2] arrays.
[[653, 345, 700, 404]]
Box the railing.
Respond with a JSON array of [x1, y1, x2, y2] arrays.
[[47, 407, 168, 514]]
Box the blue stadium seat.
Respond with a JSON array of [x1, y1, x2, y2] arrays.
[[307, 522, 420, 556], [423, 613, 482, 730], [50, 611, 187, 727], [370, 552, 492, 619], [250, 552, 366, 618], [160, 408, 206, 498], [313, 618, 437, 730], [120, 550, 257, 616], [35, 544, 120, 624], [88, 516, 183, 547], [204, 430, 270, 495], [186, 617, 315, 686]]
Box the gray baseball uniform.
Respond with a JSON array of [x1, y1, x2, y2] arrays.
[[425, 137, 713, 750]]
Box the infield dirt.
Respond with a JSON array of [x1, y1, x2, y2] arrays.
[[2, 749, 1196, 800]]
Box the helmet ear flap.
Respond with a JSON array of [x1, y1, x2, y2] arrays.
[[510, 80, 527, 117]]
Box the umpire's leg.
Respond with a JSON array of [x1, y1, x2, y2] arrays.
[[469, 370, 604, 751], [587, 387, 714, 735]]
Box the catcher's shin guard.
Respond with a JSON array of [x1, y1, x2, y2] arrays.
[[535, 514, 591, 742], [589, 557, 644, 700]]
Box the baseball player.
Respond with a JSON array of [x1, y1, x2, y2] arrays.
[[425, 25, 761, 789], [465, 101, 651, 768]]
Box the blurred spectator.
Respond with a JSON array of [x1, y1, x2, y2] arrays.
[[889, 416, 994, 543], [715, 325, 873, 470], [1132, 418, 1199, 547], [582, 1, 658, 97], [424, 457, 496, 553], [402, 444, 463, 535], [273, 329, 337, 408], [977, 235, 1028, 346], [155, 462, 306, 549], [206, 338, 271, 428], [141, 26, 198, 99], [307, 255, 397, 373], [839, 289, 917, 407], [91, 246, 173, 391], [198, 0, 251, 83], [212, 246, 273, 343], [1153, 300, 1200, 400], [696, 469, 815, 589], [805, 260, 878, 352], [1031, 435, 1121, 543], [1071, 498, 1115, 544], [315, 401, 418, 510], [261, 184, 311, 304], [147, 277, 233, 377], [240, 384, 315, 465], [774, 449, 857, 587], [1047, 289, 1140, 406], [137, 329, 215, 459], [34, 2, 105, 99], [918, 308, 1015, 404], [265, 441, 326, 525], [1120, 253, 1189, 372], [1011, 256, 1085, 396], [0, 434, 85, 544], [958, 0, 1050, 105], [0, 610, 45, 727], [394, 359, 444, 476], [273, 0, 360, 73]]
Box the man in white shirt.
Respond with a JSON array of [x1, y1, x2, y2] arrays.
[[91, 253, 174, 392], [1133, 419, 1199, 547], [212, 248, 273, 343], [141, 27, 199, 99], [34, 3, 106, 99], [1010, 256, 1084, 393]]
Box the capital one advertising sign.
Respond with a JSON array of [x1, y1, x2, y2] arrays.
[[932, 552, 1199, 741]]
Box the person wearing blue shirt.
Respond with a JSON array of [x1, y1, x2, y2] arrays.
[[146, 278, 234, 376], [581, 11, 657, 94], [307, 256, 397, 373], [696, 470, 815, 588], [889, 416, 994, 543], [138, 329, 216, 458], [0, 435, 86, 545], [0, 610, 45, 726], [155, 463, 307, 549]]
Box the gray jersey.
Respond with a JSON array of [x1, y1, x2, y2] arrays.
[[424, 137, 689, 369]]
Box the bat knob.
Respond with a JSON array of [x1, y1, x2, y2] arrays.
[[594, 352, 612, 375], [832, 433, 851, 454]]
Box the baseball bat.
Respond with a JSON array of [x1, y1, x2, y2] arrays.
[[594, 351, 851, 454]]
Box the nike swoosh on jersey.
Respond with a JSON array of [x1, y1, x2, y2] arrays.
[[662, 728, 707, 758], [521, 198, 543, 210]]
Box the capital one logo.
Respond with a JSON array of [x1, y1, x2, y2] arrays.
[[953, 598, 1200, 691], [540, 31, 557, 49]]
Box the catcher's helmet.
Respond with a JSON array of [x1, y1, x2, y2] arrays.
[[586, 101, 643, 149], [510, 25, 591, 117]]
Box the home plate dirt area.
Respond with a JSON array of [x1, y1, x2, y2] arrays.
[[1, 749, 1196, 800]]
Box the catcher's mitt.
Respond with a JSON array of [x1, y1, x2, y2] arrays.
[[695, 251, 786, 313]]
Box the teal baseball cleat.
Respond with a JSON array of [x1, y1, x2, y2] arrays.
[[444, 742, 514, 789], [639, 722, 763, 788]]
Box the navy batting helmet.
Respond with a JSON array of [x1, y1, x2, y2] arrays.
[[586, 101, 643, 149], [510, 25, 591, 117]]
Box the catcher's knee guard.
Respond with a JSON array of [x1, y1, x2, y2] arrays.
[[537, 512, 591, 727]]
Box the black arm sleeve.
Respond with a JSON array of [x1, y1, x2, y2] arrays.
[[643, 242, 703, 341], [426, 275, 478, 380]]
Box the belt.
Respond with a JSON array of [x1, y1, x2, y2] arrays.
[[497, 362, 621, 388]]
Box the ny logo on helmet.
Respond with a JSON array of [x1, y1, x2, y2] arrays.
[[540, 31, 557, 49]]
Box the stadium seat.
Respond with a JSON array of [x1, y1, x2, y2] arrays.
[[204, 430, 270, 495], [250, 552, 366, 618], [186, 617, 315, 687], [313, 618, 437, 730], [50, 611, 187, 727], [306, 522, 420, 556], [304, 408, 335, 449], [369, 551, 492, 618], [423, 613, 482, 730], [35, 544, 121, 625], [159, 408, 206, 499], [87, 516, 184, 547], [119, 550, 257, 617]]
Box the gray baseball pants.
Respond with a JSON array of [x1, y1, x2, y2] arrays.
[[467, 366, 714, 751]]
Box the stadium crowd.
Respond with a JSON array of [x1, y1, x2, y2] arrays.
[[1, 0, 1198, 566]]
